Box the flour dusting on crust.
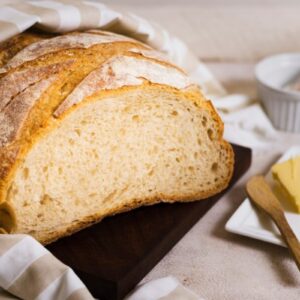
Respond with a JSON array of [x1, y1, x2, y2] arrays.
[[54, 55, 193, 116]]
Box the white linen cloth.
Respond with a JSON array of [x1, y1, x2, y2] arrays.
[[1, 1, 300, 299], [0, 235, 203, 300]]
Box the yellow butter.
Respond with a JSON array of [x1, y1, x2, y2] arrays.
[[272, 156, 300, 213]]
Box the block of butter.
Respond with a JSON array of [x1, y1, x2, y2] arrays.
[[272, 156, 300, 213]]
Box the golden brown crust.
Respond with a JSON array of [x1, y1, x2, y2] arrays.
[[38, 182, 233, 245], [0, 60, 74, 111], [0, 32, 48, 68], [0, 201, 16, 233]]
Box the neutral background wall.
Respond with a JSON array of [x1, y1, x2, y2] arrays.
[[101, 0, 300, 62]]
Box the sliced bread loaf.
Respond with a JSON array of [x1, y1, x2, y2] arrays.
[[0, 30, 233, 244]]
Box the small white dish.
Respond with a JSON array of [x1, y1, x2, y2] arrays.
[[255, 53, 300, 133], [226, 146, 300, 247]]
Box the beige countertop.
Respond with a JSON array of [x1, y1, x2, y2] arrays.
[[100, 1, 300, 299]]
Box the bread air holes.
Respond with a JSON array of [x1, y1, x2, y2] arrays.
[[22, 201, 29, 207], [211, 162, 218, 172], [37, 213, 44, 219], [88, 193, 97, 197], [75, 129, 81, 136], [40, 194, 52, 205], [132, 114, 140, 122], [202, 116, 207, 127], [207, 128, 213, 141], [148, 169, 155, 176], [93, 149, 99, 159], [171, 110, 178, 116], [22, 168, 29, 180]]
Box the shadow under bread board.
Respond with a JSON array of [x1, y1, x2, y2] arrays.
[[47, 143, 251, 300]]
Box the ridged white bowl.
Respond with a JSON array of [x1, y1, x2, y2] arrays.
[[255, 53, 300, 132]]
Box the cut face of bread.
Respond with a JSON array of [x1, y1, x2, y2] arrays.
[[5, 86, 233, 244]]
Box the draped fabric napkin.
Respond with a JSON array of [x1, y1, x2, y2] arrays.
[[0, 235, 204, 300], [0, 235, 93, 300]]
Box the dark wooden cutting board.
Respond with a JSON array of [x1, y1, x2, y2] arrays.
[[47, 144, 251, 300]]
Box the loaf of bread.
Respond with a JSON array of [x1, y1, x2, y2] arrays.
[[0, 30, 234, 244]]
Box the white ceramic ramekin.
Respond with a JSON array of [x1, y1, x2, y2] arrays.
[[255, 53, 300, 133]]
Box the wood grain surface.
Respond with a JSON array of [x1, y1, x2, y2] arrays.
[[47, 144, 251, 300]]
